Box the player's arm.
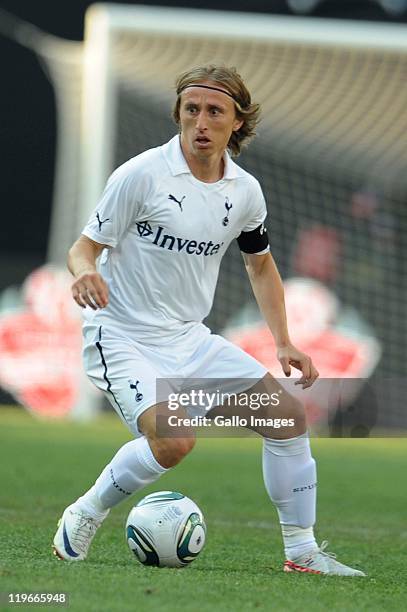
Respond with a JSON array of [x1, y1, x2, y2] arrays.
[[68, 235, 110, 310], [242, 250, 319, 389]]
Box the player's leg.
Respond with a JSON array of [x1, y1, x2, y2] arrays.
[[208, 372, 318, 559], [192, 334, 365, 576], [52, 325, 195, 561], [241, 374, 318, 564], [239, 374, 364, 575], [78, 401, 195, 508], [138, 403, 196, 469]]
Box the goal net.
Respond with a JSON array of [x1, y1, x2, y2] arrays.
[[32, 5, 407, 426]]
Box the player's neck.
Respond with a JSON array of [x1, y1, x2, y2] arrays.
[[188, 158, 224, 184], [180, 139, 224, 184]]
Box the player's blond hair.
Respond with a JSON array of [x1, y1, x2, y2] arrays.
[[172, 65, 261, 156]]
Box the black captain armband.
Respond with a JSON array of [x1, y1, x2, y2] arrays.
[[237, 223, 269, 254]]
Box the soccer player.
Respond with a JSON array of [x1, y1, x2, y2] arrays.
[[53, 65, 365, 576]]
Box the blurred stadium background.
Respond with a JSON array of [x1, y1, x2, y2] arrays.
[[0, 0, 406, 432]]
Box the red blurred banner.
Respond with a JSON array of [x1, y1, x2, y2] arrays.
[[0, 266, 82, 418], [225, 278, 381, 424]]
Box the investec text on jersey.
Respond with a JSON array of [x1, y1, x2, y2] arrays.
[[136, 222, 224, 256]]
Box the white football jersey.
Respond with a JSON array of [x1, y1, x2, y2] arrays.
[[81, 135, 268, 343]]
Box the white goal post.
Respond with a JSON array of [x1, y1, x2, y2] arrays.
[[79, 3, 407, 237]]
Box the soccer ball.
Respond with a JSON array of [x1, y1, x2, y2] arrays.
[[126, 491, 206, 568]]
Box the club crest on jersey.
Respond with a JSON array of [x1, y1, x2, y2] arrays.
[[129, 380, 143, 402], [222, 197, 233, 226], [96, 212, 110, 231], [168, 194, 186, 211]]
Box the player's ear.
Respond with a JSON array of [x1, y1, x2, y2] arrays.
[[232, 118, 244, 132]]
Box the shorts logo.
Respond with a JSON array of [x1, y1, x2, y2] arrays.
[[129, 380, 143, 402], [260, 224, 266, 235], [168, 194, 186, 212], [136, 221, 154, 238], [222, 197, 233, 226]]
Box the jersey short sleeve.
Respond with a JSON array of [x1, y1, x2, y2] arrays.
[[237, 178, 269, 254], [241, 178, 268, 233], [82, 160, 150, 248]]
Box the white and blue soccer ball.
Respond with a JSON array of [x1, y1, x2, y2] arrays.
[[126, 491, 206, 568]]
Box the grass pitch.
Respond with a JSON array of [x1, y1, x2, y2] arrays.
[[0, 407, 406, 611]]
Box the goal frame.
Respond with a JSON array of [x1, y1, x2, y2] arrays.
[[80, 2, 407, 231]]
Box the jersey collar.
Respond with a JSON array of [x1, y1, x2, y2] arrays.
[[163, 135, 239, 180]]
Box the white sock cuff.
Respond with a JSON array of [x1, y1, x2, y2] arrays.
[[281, 525, 314, 537], [264, 432, 310, 457], [135, 437, 168, 474]]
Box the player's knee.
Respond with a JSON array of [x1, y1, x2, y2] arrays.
[[174, 436, 196, 460], [264, 394, 306, 438], [148, 435, 196, 468]]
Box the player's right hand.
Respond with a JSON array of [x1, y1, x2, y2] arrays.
[[71, 272, 109, 310]]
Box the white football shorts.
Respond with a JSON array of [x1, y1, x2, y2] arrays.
[[83, 321, 268, 437]]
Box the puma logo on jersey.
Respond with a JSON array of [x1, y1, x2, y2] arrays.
[[168, 194, 186, 211], [96, 212, 110, 231], [222, 197, 233, 226]]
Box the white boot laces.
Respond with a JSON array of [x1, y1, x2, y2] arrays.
[[319, 540, 337, 560], [72, 513, 99, 554]]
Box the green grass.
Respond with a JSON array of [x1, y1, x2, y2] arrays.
[[0, 407, 406, 611]]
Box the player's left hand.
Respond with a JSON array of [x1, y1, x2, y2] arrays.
[[277, 344, 319, 389]]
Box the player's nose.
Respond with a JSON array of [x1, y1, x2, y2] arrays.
[[195, 111, 208, 130]]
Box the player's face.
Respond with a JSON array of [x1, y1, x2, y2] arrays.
[[179, 82, 243, 161]]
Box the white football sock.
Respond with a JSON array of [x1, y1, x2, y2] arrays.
[[281, 525, 317, 560], [262, 434, 318, 559], [77, 437, 168, 517]]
